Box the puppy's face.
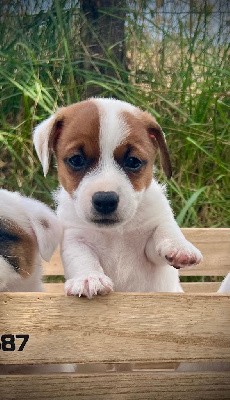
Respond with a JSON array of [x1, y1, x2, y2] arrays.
[[0, 190, 62, 290], [34, 99, 172, 227]]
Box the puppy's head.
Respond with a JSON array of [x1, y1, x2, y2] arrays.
[[33, 98, 171, 227], [0, 190, 62, 290]]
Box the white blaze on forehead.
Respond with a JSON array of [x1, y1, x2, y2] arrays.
[[92, 98, 138, 164]]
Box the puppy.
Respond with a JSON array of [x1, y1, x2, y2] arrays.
[[0, 189, 62, 292], [33, 98, 203, 298]]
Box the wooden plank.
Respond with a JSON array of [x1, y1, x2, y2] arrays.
[[0, 372, 230, 400], [180, 228, 230, 276], [0, 293, 229, 365], [44, 283, 64, 293], [43, 282, 221, 293], [181, 282, 220, 293], [42, 228, 230, 277]]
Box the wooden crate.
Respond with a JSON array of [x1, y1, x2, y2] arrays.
[[0, 228, 230, 399]]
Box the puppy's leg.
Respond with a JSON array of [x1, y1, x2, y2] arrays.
[[146, 220, 202, 269], [62, 229, 113, 298]]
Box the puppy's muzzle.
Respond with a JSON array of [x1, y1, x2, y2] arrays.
[[92, 191, 119, 215]]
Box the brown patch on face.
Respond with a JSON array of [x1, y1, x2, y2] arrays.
[[50, 100, 100, 194], [0, 218, 36, 278], [114, 112, 158, 191]]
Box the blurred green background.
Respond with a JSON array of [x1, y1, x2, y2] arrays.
[[0, 0, 229, 227]]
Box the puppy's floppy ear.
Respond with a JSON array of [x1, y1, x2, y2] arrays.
[[33, 114, 63, 176], [142, 112, 172, 179], [148, 123, 172, 179], [22, 198, 63, 262]]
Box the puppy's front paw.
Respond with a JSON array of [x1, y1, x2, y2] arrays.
[[65, 274, 114, 299], [157, 240, 203, 269]]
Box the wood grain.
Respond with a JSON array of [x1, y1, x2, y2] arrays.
[[43, 282, 221, 293], [180, 228, 230, 276], [44, 283, 65, 293], [0, 293, 229, 365], [0, 372, 230, 400], [42, 228, 230, 276], [181, 282, 220, 293]]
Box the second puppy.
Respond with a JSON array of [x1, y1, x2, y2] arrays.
[[0, 189, 62, 292]]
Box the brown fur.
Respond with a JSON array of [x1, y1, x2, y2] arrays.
[[51, 101, 100, 194], [0, 218, 36, 278], [115, 111, 158, 191]]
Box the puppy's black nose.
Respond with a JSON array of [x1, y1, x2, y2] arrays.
[[92, 191, 119, 215]]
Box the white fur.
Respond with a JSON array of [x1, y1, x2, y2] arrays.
[[0, 189, 62, 292], [92, 98, 136, 161], [33, 115, 56, 176], [71, 165, 143, 228], [218, 272, 230, 293], [57, 180, 201, 298]]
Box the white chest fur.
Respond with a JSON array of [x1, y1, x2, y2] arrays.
[[56, 180, 196, 297]]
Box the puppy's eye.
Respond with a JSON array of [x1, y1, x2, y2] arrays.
[[65, 154, 86, 171], [0, 227, 19, 243], [124, 157, 144, 172]]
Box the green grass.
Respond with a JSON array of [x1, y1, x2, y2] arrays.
[[0, 1, 229, 226]]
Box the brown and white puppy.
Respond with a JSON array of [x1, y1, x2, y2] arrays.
[[0, 189, 62, 292], [33, 98, 203, 298]]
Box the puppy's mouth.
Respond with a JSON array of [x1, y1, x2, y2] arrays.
[[90, 217, 121, 226]]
